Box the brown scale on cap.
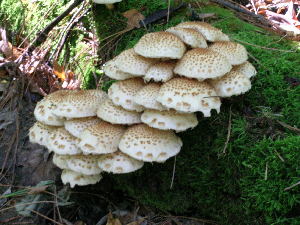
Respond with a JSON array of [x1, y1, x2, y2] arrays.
[[67, 154, 102, 175], [174, 48, 232, 81], [134, 32, 186, 59], [144, 61, 176, 82], [64, 117, 102, 138], [29, 122, 57, 146], [103, 58, 137, 80]]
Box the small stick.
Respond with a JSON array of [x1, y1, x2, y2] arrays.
[[29, 209, 64, 225], [264, 162, 268, 181], [170, 156, 177, 189], [222, 106, 232, 155], [284, 181, 300, 191]]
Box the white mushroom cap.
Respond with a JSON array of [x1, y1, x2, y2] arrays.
[[208, 70, 252, 97], [174, 48, 232, 81], [96, 99, 141, 125], [48, 128, 82, 155], [134, 83, 166, 111], [29, 122, 57, 146], [108, 78, 145, 112], [64, 117, 102, 138], [233, 61, 257, 78], [144, 61, 175, 82], [52, 90, 107, 118], [114, 49, 157, 76], [134, 32, 186, 59], [209, 41, 248, 65], [141, 109, 198, 132], [166, 27, 208, 48], [79, 121, 126, 155], [66, 155, 102, 175], [157, 77, 221, 117], [119, 124, 182, 162], [52, 154, 70, 170], [176, 21, 229, 42], [61, 169, 102, 188], [98, 151, 144, 174], [103, 58, 136, 80], [93, 0, 121, 3]]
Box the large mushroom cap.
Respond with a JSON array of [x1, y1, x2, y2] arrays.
[[134, 32, 186, 59], [52, 154, 70, 170], [114, 49, 157, 76], [233, 61, 257, 78], [144, 61, 175, 82], [166, 27, 208, 48], [119, 124, 182, 162], [134, 83, 166, 111], [174, 48, 232, 80], [67, 155, 102, 175], [157, 77, 221, 116], [52, 90, 107, 118], [61, 169, 102, 188], [176, 21, 229, 42], [209, 41, 248, 65], [64, 117, 102, 138], [96, 99, 141, 125], [98, 151, 144, 174], [29, 122, 57, 146], [141, 109, 198, 132], [48, 128, 82, 155], [79, 121, 126, 155], [103, 58, 136, 80], [208, 70, 251, 97], [108, 78, 145, 112]]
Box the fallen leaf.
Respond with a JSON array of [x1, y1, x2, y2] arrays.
[[106, 212, 122, 225], [122, 9, 145, 29], [53, 61, 66, 81], [27, 185, 49, 195]]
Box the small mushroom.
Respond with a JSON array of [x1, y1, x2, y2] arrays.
[[232, 61, 257, 78], [29, 122, 57, 146], [144, 61, 175, 82], [52, 154, 70, 170], [98, 151, 144, 174], [93, 0, 122, 10], [103, 58, 136, 80], [64, 117, 102, 138], [66, 155, 102, 175], [119, 124, 182, 162], [61, 169, 102, 188]]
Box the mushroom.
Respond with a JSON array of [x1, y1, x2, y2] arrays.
[[134, 32, 186, 59], [96, 99, 141, 125], [119, 124, 182, 162], [232, 61, 257, 78], [61, 169, 102, 188], [103, 58, 136, 80], [209, 41, 248, 65], [66, 155, 102, 175], [141, 109, 198, 132], [93, 0, 122, 10], [133, 83, 166, 111], [208, 70, 251, 97], [166, 27, 208, 48], [173, 48, 232, 81], [108, 78, 145, 112], [52, 154, 70, 170], [47, 128, 82, 155], [79, 121, 126, 155], [29, 122, 57, 146], [157, 77, 221, 117], [144, 61, 175, 82], [114, 49, 157, 76], [64, 117, 102, 138], [98, 151, 144, 174], [176, 21, 229, 42]]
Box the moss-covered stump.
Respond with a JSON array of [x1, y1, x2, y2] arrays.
[[93, 2, 300, 225]]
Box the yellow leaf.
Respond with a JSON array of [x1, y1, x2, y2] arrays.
[[106, 212, 122, 225], [53, 61, 66, 81]]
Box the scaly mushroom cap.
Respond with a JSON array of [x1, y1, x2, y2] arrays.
[[79, 121, 126, 154], [134, 32, 186, 59], [174, 48, 232, 81], [98, 151, 144, 174], [66, 155, 102, 175], [114, 49, 157, 76], [103, 58, 136, 80], [52, 154, 70, 170], [157, 77, 221, 116], [52, 90, 107, 118], [119, 124, 183, 162], [61, 169, 102, 188], [108, 78, 145, 112], [209, 41, 248, 65], [64, 117, 102, 138], [208, 70, 251, 97], [166, 27, 208, 48], [144, 61, 175, 82], [141, 109, 198, 132], [134, 83, 166, 111], [233, 61, 257, 78], [29, 122, 57, 146], [48, 128, 82, 155], [176, 21, 229, 42], [96, 99, 141, 125]]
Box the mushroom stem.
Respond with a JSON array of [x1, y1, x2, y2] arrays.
[[105, 3, 114, 9]]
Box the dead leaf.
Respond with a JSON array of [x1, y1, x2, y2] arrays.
[[53, 61, 66, 81], [27, 185, 49, 195], [106, 212, 122, 225], [122, 9, 145, 29], [126, 218, 145, 225]]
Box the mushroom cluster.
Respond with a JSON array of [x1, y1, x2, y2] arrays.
[[29, 21, 256, 188]]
